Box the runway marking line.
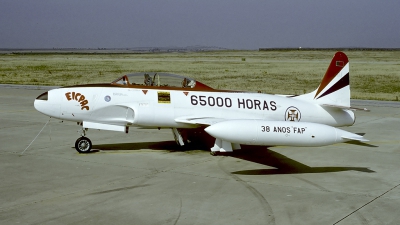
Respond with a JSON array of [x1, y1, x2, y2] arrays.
[[333, 182, 400, 224]]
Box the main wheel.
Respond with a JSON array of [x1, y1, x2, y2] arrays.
[[75, 137, 92, 153]]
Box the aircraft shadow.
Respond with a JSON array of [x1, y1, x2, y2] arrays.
[[92, 142, 375, 175], [93, 141, 181, 151], [346, 140, 378, 148], [229, 146, 375, 175]]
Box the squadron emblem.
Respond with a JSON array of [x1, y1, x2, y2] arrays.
[[285, 106, 301, 122]]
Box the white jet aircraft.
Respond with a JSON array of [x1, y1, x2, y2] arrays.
[[34, 51, 369, 154]]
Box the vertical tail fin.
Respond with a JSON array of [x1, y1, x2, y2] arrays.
[[298, 52, 350, 107]]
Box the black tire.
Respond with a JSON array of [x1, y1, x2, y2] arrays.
[[75, 137, 92, 153]]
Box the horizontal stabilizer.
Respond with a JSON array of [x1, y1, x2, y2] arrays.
[[321, 104, 370, 112]]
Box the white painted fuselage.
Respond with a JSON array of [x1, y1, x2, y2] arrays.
[[35, 86, 355, 129]]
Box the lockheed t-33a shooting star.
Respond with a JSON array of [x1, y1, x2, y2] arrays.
[[34, 52, 369, 155]]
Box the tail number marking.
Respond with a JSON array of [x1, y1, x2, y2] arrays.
[[190, 95, 277, 111], [191, 95, 232, 108]]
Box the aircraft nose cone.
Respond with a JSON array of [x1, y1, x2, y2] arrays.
[[34, 99, 47, 115], [34, 91, 60, 118], [34, 91, 48, 114]]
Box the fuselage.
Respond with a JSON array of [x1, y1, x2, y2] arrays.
[[34, 85, 355, 128]]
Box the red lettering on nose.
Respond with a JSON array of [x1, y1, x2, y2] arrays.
[[66, 92, 90, 111], [80, 100, 88, 107], [65, 92, 72, 101], [78, 95, 85, 102], [75, 93, 81, 101]]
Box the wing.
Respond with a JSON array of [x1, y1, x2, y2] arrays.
[[82, 104, 135, 132], [175, 116, 227, 126]]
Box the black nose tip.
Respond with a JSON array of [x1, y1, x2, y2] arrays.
[[36, 92, 48, 100]]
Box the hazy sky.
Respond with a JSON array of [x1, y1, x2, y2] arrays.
[[1, 1, 399, 49]]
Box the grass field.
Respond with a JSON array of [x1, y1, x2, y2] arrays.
[[1, 50, 399, 101]]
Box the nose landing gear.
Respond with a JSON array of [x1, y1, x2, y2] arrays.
[[75, 136, 92, 153], [75, 126, 92, 153]]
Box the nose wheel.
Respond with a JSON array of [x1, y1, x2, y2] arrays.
[[75, 136, 92, 153]]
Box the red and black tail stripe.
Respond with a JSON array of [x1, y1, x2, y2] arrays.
[[316, 73, 349, 99]]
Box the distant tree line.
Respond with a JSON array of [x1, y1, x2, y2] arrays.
[[259, 48, 400, 51]]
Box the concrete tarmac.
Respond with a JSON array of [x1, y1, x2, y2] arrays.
[[1, 86, 400, 225]]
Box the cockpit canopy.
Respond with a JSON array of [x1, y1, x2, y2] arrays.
[[111, 72, 213, 90]]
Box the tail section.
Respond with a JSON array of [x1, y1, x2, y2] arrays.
[[314, 52, 350, 106], [297, 52, 350, 107]]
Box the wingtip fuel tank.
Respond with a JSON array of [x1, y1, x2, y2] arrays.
[[205, 120, 368, 148]]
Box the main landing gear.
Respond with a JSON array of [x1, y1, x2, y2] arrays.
[[75, 127, 93, 153]]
